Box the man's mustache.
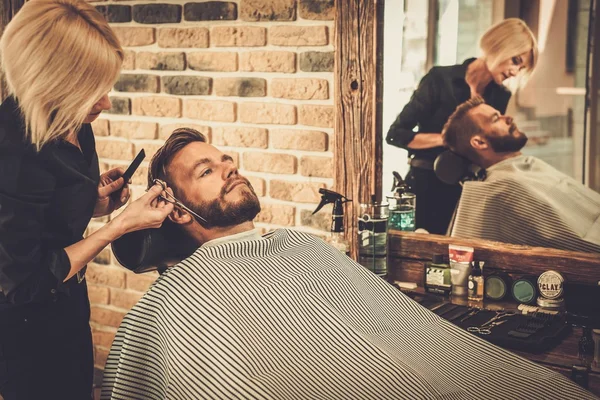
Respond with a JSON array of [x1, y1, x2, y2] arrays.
[[222, 177, 253, 195]]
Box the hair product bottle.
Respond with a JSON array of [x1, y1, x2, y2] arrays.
[[468, 261, 484, 301]]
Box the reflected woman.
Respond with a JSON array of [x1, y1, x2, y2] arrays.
[[386, 18, 538, 235]]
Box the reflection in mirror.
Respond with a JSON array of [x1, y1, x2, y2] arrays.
[[381, 0, 600, 252]]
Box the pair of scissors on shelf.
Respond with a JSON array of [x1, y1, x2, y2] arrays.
[[467, 320, 507, 335], [467, 310, 516, 335]]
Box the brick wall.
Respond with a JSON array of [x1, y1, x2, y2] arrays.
[[86, 0, 335, 370]]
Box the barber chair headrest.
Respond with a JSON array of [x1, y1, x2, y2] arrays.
[[433, 150, 485, 185], [112, 221, 197, 274]]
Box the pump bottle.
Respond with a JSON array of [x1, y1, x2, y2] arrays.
[[387, 171, 416, 231], [313, 188, 351, 256]]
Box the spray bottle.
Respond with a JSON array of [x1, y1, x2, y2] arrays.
[[313, 188, 352, 255], [386, 171, 416, 231]]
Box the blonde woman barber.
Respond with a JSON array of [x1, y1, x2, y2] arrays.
[[386, 18, 538, 235], [0, 1, 173, 399]]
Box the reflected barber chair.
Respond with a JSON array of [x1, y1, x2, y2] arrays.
[[433, 150, 485, 185], [112, 220, 197, 274]]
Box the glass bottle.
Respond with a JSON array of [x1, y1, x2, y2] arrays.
[[579, 327, 595, 367], [468, 261, 484, 301], [358, 195, 389, 276], [387, 172, 416, 231]]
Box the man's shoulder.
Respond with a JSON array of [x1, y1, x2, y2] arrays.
[[462, 177, 529, 206]]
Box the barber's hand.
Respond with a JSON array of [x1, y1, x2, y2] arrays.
[[94, 167, 130, 217], [113, 183, 174, 235]]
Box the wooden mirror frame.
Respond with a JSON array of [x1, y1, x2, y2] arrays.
[[335, 1, 600, 282], [335, 0, 385, 259]]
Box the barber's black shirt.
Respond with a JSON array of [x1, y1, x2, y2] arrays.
[[0, 96, 99, 306], [385, 58, 511, 161]]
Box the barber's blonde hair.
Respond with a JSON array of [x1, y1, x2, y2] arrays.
[[0, 0, 123, 149], [480, 18, 538, 75]]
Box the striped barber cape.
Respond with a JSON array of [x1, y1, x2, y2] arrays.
[[451, 155, 600, 253], [101, 229, 596, 399]]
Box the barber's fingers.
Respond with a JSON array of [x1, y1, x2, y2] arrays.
[[143, 199, 174, 229], [98, 167, 126, 194], [98, 177, 125, 198], [158, 201, 174, 214], [118, 185, 130, 205], [110, 183, 130, 210], [144, 183, 166, 203], [103, 167, 125, 181]]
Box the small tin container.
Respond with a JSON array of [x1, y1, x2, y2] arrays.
[[485, 272, 512, 301], [537, 296, 565, 310], [511, 275, 539, 305], [538, 270, 565, 300]]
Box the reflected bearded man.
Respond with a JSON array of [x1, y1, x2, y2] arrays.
[[442, 97, 600, 253], [101, 128, 595, 400]]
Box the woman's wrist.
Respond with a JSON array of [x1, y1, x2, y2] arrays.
[[105, 216, 128, 241]]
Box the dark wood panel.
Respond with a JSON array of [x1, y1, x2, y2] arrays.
[[387, 259, 425, 286], [389, 231, 600, 285]]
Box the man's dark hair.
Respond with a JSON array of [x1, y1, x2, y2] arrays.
[[441, 97, 485, 160], [148, 128, 207, 189]]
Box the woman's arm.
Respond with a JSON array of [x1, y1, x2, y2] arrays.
[[405, 133, 444, 149], [386, 69, 442, 150], [62, 184, 173, 282], [0, 160, 171, 304]]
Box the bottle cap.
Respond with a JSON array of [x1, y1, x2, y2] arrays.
[[470, 261, 482, 276]]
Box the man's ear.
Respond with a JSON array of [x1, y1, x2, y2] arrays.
[[168, 207, 192, 225], [470, 135, 489, 150]]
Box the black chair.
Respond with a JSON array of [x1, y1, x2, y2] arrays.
[[112, 221, 197, 274]]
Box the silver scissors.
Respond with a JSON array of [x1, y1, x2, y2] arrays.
[[467, 310, 516, 335], [150, 179, 207, 223], [467, 320, 507, 335]]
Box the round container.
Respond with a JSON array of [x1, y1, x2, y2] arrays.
[[538, 270, 564, 300], [511, 275, 538, 305], [537, 296, 565, 310], [485, 273, 512, 301]]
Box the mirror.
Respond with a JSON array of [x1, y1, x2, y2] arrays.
[[377, 0, 600, 252]]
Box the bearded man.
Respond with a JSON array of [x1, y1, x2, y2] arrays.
[[101, 128, 595, 400], [442, 97, 600, 252]]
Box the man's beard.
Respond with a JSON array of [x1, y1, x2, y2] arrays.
[[486, 124, 528, 152], [187, 177, 261, 229]]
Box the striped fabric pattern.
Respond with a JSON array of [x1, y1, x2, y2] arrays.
[[451, 155, 600, 253], [101, 229, 596, 399]]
